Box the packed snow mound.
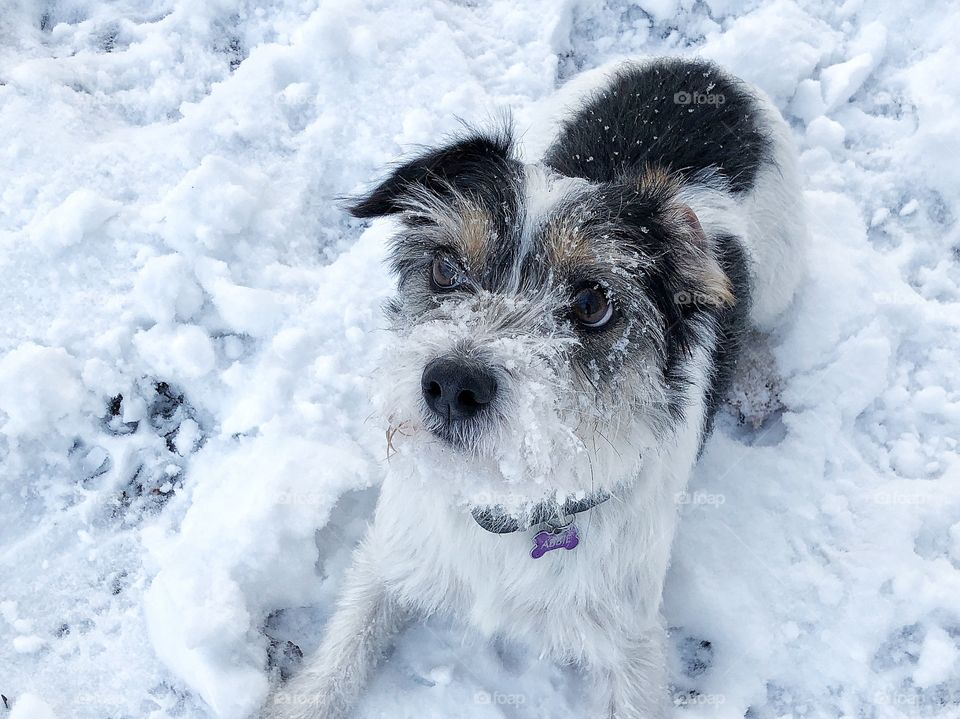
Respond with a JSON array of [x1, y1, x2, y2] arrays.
[[2, 1, 959, 718]]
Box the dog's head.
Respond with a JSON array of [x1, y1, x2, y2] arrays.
[[350, 129, 733, 508]]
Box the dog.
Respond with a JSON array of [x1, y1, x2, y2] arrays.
[[262, 57, 805, 718]]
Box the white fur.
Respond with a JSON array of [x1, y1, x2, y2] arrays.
[[262, 61, 804, 719], [264, 343, 713, 718], [738, 86, 808, 329], [509, 165, 590, 295]]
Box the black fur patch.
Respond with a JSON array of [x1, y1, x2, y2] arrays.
[[544, 58, 773, 194], [348, 128, 522, 227], [702, 234, 752, 435], [349, 128, 525, 294]]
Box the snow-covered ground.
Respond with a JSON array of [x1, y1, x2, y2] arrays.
[[2, 0, 959, 717]]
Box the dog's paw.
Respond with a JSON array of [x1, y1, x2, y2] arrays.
[[725, 328, 784, 428]]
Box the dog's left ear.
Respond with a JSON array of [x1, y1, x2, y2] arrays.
[[348, 129, 516, 218], [671, 203, 735, 309]]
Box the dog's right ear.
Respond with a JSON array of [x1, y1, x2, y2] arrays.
[[347, 129, 516, 218]]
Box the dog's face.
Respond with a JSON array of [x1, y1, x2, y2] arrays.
[[351, 131, 732, 507]]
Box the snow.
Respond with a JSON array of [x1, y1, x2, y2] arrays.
[[0, 343, 88, 437], [8, 694, 58, 719], [134, 324, 217, 379], [1, 1, 959, 718], [27, 189, 121, 253], [805, 115, 846, 152], [820, 53, 877, 112]]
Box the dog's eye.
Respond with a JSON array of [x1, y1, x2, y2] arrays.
[[431, 256, 462, 290], [572, 286, 613, 328]]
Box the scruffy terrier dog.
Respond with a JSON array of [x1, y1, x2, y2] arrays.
[[264, 57, 804, 718]]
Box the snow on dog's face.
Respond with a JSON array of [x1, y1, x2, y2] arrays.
[[349, 130, 733, 507]]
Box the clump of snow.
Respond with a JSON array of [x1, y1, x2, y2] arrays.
[[27, 189, 121, 253], [702, 0, 840, 103], [0, 343, 88, 438], [820, 53, 877, 112], [2, 1, 960, 718], [134, 324, 217, 380], [146, 156, 272, 257], [806, 115, 847, 152], [132, 255, 206, 325], [9, 694, 58, 719]]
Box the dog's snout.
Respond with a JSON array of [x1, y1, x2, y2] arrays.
[[421, 358, 497, 422]]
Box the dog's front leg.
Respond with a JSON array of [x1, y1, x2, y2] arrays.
[[595, 625, 670, 719], [261, 540, 408, 719]]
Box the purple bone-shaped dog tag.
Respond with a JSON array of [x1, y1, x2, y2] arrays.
[[530, 523, 579, 559]]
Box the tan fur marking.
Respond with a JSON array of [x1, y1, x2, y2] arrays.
[[398, 185, 494, 272], [541, 214, 593, 270], [672, 203, 736, 308], [695, 251, 735, 307], [540, 165, 734, 308], [636, 165, 678, 194], [457, 202, 494, 269]]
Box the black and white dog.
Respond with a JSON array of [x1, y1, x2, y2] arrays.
[[264, 57, 804, 718]]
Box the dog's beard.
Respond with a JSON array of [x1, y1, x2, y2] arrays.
[[373, 307, 651, 513]]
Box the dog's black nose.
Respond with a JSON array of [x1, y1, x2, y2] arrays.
[[421, 357, 497, 422]]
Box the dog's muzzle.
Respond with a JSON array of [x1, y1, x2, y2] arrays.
[[421, 357, 497, 427]]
